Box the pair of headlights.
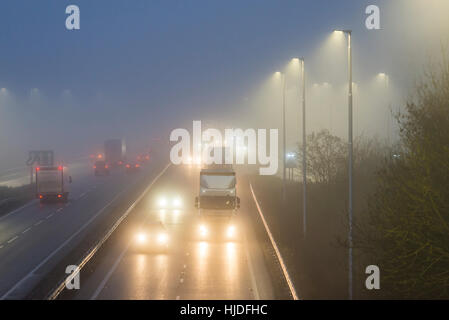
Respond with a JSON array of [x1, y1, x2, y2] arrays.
[[158, 196, 182, 208], [136, 232, 169, 244], [198, 225, 236, 238]]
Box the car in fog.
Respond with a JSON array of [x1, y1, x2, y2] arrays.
[[137, 153, 150, 164], [133, 222, 170, 253], [93, 160, 109, 176], [125, 162, 141, 174], [157, 195, 183, 209]]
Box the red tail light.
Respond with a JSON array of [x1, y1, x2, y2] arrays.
[[58, 166, 63, 171], [36, 167, 40, 171], [126, 164, 130, 168], [135, 164, 140, 168], [39, 195, 43, 199], [105, 165, 108, 169], [57, 194, 62, 198], [93, 166, 96, 169]]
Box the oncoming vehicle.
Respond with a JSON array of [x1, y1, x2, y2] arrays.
[[194, 165, 240, 241], [133, 222, 170, 253], [156, 195, 183, 209], [93, 160, 109, 176]]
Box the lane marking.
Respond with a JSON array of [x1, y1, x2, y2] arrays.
[[90, 243, 130, 300], [0, 200, 37, 222], [78, 192, 87, 200], [57, 208, 63, 212], [7, 236, 19, 244], [22, 227, 32, 234], [0, 245, 4, 249], [47, 163, 172, 300], [1, 177, 140, 300], [249, 183, 299, 300], [243, 232, 260, 300], [34, 220, 43, 226], [47, 213, 54, 219]]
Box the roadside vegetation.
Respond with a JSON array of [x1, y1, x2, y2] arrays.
[[250, 52, 449, 299]]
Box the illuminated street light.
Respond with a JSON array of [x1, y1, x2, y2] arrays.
[[298, 57, 307, 238], [274, 71, 287, 202], [334, 28, 354, 300], [377, 72, 391, 143]]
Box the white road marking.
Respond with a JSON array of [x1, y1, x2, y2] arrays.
[[34, 220, 43, 226], [243, 233, 260, 300], [0, 200, 37, 222], [0, 245, 4, 249], [46, 213, 54, 219], [249, 183, 299, 300], [7, 236, 18, 244], [48, 163, 171, 300], [57, 208, 63, 212], [22, 227, 32, 234], [90, 243, 130, 300], [78, 192, 87, 200], [1, 183, 133, 300]]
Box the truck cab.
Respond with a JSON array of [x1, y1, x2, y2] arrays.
[[195, 166, 239, 210], [194, 165, 240, 241]]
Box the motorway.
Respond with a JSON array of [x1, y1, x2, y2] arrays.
[[60, 164, 276, 300], [0, 157, 166, 299]]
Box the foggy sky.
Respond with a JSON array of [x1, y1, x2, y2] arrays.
[[0, 0, 448, 171]]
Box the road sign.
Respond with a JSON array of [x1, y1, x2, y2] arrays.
[[26, 150, 54, 166]]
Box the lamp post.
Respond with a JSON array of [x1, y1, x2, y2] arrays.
[[282, 72, 286, 202], [299, 58, 307, 237], [274, 71, 286, 202], [335, 29, 353, 300], [378, 73, 390, 144]]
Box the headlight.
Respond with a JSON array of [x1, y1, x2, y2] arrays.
[[158, 197, 167, 208], [227, 225, 236, 238], [199, 224, 208, 237], [172, 197, 182, 207], [136, 232, 147, 243], [157, 233, 169, 244]]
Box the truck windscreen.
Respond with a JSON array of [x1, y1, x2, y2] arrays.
[[200, 174, 236, 189]]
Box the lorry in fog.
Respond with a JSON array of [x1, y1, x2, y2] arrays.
[[104, 139, 126, 167], [36, 165, 71, 202], [195, 163, 240, 240], [94, 160, 109, 176]]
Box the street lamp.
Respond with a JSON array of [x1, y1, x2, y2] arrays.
[[273, 71, 286, 202], [281, 72, 286, 202], [334, 28, 353, 300], [298, 58, 307, 238], [378, 72, 391, 144]]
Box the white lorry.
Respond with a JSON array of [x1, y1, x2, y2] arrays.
[[36, 166, 71, 203], [194, 164, 240, 240]]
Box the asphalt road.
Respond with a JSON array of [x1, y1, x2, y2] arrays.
[[0, 157, 163, 299], [65, 164, 275, 300]]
